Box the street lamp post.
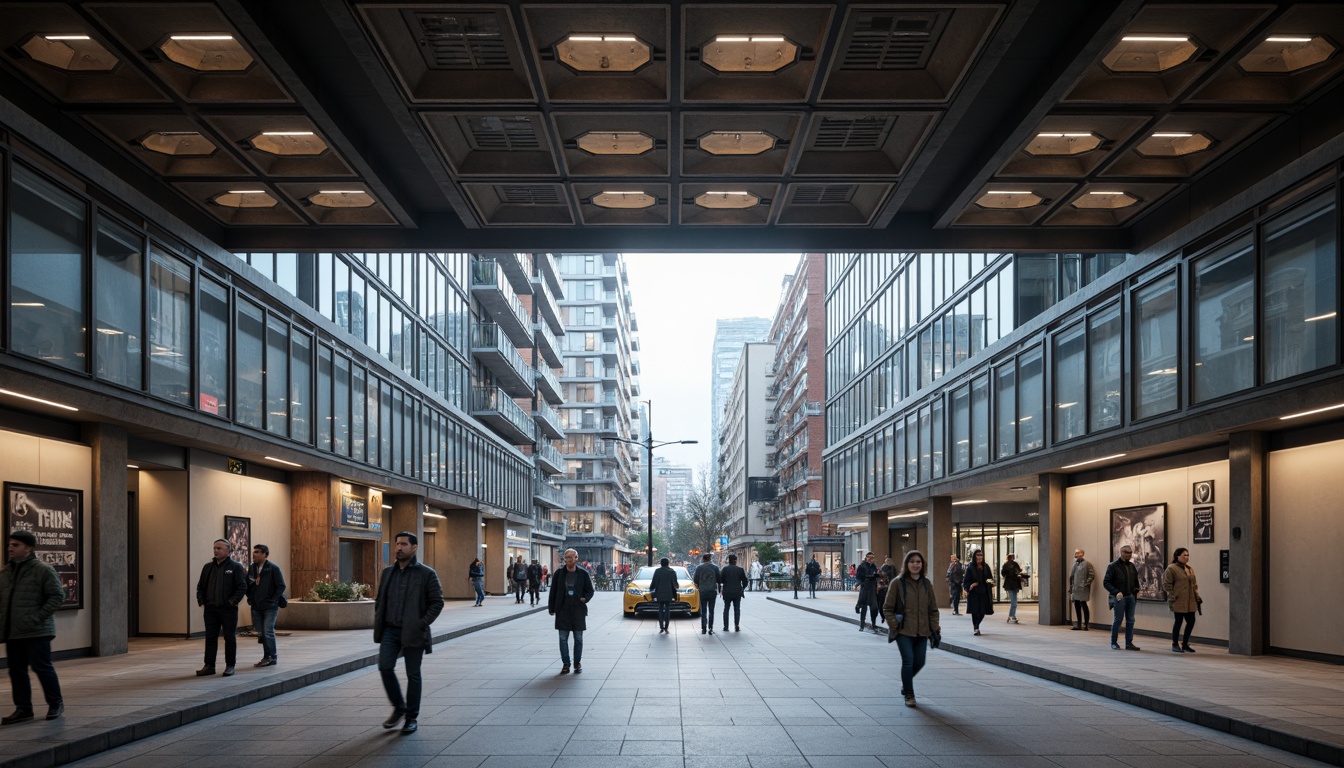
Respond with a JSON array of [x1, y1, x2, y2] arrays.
[[793, 515, 800, 600], [612, 401, 697, 566]]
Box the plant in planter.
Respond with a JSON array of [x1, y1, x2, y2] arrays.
[[305, 576, 370, 602], [278, 576, 374, 630]]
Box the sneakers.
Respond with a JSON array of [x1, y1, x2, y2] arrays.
[[1007, 617, 1018, 624], [1172, 643, 1185, 653], [254, 657, 276, 667], [573, 662, 582, 673], [709, 629, 715, 635], [1111, 642, 1121, 650], [1, 710, 33, 725], [1070, 624, 1082, 631], [222, 665, 236, 676], [401, 719, 418, 735], [383, 709, 406, 729], [560, 664, 571, 674], [973, 629, 981, 636], [904, 695, 917, 708]]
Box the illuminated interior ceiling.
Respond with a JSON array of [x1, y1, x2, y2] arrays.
[[0, 1, 1339, 251]]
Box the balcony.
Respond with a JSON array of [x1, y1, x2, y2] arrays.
[[471, 323, 533, 398], [471, 260, 532, 347], [534, 516, 566, 538], [535, 321, 562, 368], [536, 252, 564, 298], [532, 275, 564, 335], [535, 365, 563, 405], [765, 384, 779, 401], [535, 441, 565, 475], [600, 390, 620, 413], [533, 478, 565, 509], [765, 429, 777, 446], [534, 400, 566, 440], [496, 252, 533, 295], [471, 386, 535, 445], [601, 340, 619, 362]]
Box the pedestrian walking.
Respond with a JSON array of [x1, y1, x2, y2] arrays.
[[469, 557, 485, 606], [511, 556, 528, 604], [749, 558, 765, 592], [855, 552, 881, 632], [874, 570, 890, 630], [0, 530, 65, 724], [245, 544, 286, 667], [195, 539, 247, 677], [527, 558, 544, 605], [946, 554, 964, 615], [374, 532, 445, 735], [719, 553, 749, 631], [883, 550, 941, 709], [1162, 548, 1201, 653], [649, 557, 679, 633], [880, 556, 897, 583], [548, 549, 594, 674], [1068, 549, 1094, 630], [1000, 553, 1024, 624], [805, 557, 821, 598], [962, 549, 994, 636], [1104, 544, 1141, 651], [692, 554, 721, 635]]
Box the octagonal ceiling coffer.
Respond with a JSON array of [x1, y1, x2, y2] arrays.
[[21, 34, 119, 72], [249, 131, 328, 156], [556, 34, 651, 73], [308, 190, 375, 209], [1135, 131, 1214, 157], [576, 131, 654, 156], [975, 190, 1042, 209], [1238, 35, 1336, 73], [212, 189, 277, 208], [138, 131, 217, 156], [701, 35, 799, 73], [698, 130, 776, 155], [158, 35, 254, 72], [1025, 132, 1103, 156], [1072, 191, 1139, 209], [592, 190, 657, 209], [1101, 35, 1199, 73], [694, 190, 760, 209]]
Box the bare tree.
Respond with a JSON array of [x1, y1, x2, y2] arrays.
[[678, 465, 734, 556]]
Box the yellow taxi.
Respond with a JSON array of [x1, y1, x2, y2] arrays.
[[623, 565, 701, 618]]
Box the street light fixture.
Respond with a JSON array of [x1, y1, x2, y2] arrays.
[[609, 401, 697, 566]]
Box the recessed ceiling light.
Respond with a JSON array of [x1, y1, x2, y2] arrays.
[[0, 388, 79, 412], [975, 190, 1042, 209], [158, 34, 253, 72], [951, 499, 988, 506], [698, 130, 777, 156], [308, 190, 374, 209], [250, 131, 328, 157], [556, 33, 651, 73], [1280, 402, 1344, 420], [694, 190, 760, 209], [1061, 453, 1127, 469], [1239, 34, 1336, 73], [21, 33, 118, 72], [212, 190, 277, 209], [1009, 486, 1029, 491], [592, 191, 657, 210], [1072, 190, 1140, 209], [1306, 312, 1337, 322], [1102, 34, 1198, 73], [264, 456, 302, 467], [1135, 131, 1213, 157], [575, 131, 655, 156], [702, 35, 799, 73], [1025, 132, 1102, 156], [138, 131, 218, 157]]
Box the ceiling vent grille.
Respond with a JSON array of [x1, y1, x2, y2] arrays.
[[841, 12, 945, 70], [792, 185, 856, 205], [499, 186, 561, 205], [413, 12, 512, 70], [812, 117, 892, 150], [466, 117, 541, 151]]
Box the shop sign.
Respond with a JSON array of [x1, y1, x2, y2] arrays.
[[4, 482, 83, 610], [341, 493, 368, 528]]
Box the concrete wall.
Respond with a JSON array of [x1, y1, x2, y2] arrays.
[[1064, 460, 1230, 643], [0, 430, 93, 655], [136, 470, 189, 635], [1268, 439, 1344, 658]]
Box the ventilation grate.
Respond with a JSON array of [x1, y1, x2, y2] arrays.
[[792, 185, 856, 205], [812, 117, 892, 150], [841, 12, 945, 70], [499, 186, 561, 205], [466, 117, 540, 151], [413, 12, 512, 70]]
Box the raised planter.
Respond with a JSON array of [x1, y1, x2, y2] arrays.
[[275, 599, 375, 631]]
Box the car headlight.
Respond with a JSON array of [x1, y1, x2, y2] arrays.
[[679, 587, 696, 595], [627, 587, 644, 596]]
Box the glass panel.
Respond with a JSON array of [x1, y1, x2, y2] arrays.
[[198, 278, 229, 418], [366, 373, 379, 465], [1053, 323, 1086, 443], [971, 374, 989, 467], [905, 412, 918, 487], [235, 300, 264, 428], [1193, 236, 1255, 402], [1134, 276, 1179, 419], [931, 397, 944, 480], [318, 255, 333, 320], [317, 344, 332, 451], [10, 166, 87, 372], [1016, 255, 1056, 326], [1017, 347, 1044, 452], [94, 218, 142, 388], [1263, 194, 1337, 383], [335, 355, 352, 457], [1088, 304, 1123, 431], [893, 419, 905, 491], [951, 385, 970, 473], [266, 316, 289, 436], [918, 405, 932, 483], [998, 259, 1015, 340], [147, 249, 192, 404], [995, 365, 1016, 460], [291, 329, 312, 444]]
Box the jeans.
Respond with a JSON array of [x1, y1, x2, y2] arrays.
[[1110, 595, 1136, 645], [5, 638, 62, 712], [657, 600, 672, 628], [894, 634, 929, 696], [202, 604, 238, 666], [529, 582, 540, 604], [1072, 599, 1090, 626], [558, 629, 583, 664], [950, 585, 962, 613], [514, 580, 526, 602], [1007, 589, 1019, 618], [472, 577, 485, 604], [250, 606, 278, 660], [1172, 612, 1196, 646], [378, 627, 425, 718], [722, 596, 741, 628], [699, 592, 717, 630], [807, 577, 818, 597]]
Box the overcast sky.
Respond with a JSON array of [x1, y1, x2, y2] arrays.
[[623, 252, 801, 475]]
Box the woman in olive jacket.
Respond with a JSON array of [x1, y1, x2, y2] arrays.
[[962, 549, 995, 635], [1162, 547, 1200, 653], [883, 550, 940, 708]]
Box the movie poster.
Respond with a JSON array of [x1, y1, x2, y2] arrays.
[[5, 483, 83, 610], [1110, 503, 1167, 601]]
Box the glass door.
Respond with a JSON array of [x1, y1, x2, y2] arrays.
[[955, 523, 1038, 603]]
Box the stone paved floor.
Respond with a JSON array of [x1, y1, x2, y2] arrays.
[[64, 593, 1333, 768]]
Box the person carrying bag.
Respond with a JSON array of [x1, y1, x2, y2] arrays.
[[882, 550, 941, 709]]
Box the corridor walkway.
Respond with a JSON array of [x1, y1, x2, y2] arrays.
[[62, 593, 1329, 768]]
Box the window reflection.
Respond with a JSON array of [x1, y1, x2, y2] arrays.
[[10, 166, 86, 372], [1263, 194, 1337, 383], [1194, 236, 1255, 402]]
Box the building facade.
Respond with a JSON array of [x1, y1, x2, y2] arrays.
[[651, 455, 694, 541], [718, 342, 777, 565], [710, 318, 771, 475]]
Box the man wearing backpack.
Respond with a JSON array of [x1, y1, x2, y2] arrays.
[[805, 557, 822, 598], [692, 554, 721, 635]]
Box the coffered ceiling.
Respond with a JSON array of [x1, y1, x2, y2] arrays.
[[1, 1, 1342, 253]]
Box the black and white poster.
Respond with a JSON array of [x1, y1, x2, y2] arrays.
[[1193, 506, 1214, 544], [341, 493, 368, 528], [4, 482, 83, 610], [1192, 480, 1214, 505], [1110, 503, 1167, 601]]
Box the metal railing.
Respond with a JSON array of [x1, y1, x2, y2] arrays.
[[472, 386, 534, 439], [471, 259, 530, 332], [472, 323, 532, 383], [533, 479, 564, 506]]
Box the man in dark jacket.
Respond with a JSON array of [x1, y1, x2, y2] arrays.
[[512, 556, 528, 604], [1000, 553, 1024, 624], [1, 530, 65, 724], [548, 548, 594, 673], [1103, 545, 1141, 651], [375, 532, 445, 734], [855, 552, 881, 632], [805, 557, 822, 598], [718, 554, 749, 631], [692, 554, 721, 635], [245, 544, 286, 667], [195, 539, 247, 677], [649, 557, 680, 633], [527, 559, 544, 605]]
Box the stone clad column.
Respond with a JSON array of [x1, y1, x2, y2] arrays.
[[1038, 473, 1066, 625], [84, 424, 129, 656], [438, 509, 482, 599], [928, 496, 953, 607], [868, 509, 889, 562], [388, 495, 424, 548], [484, 518, 507, 595], [1229, 431, 1266, 655]]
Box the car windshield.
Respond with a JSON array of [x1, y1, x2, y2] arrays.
[[635, 566, 690, 580]]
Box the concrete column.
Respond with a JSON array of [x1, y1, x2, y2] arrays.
[[438, 509, 482, 599], [928, 496, 953, 607], [84, 424, 129, 657], [868, 509, 889, 562], [483, 518, 507, 595], [388, 495, 425, 549], [1229, 431, 1267, 655], [1038, 473, 1067, 625]]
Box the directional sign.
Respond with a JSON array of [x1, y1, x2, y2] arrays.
[[719, 535, 730, 547]]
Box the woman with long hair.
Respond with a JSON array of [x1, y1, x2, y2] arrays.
[[962, 549, 995, 635], [468, 557, 485, 606], [883, 550, 941, 708], [1162, 548, 1200, 653]]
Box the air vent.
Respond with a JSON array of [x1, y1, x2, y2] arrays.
[[812, 117, 892, 150], [413, 12, 512, 70], [792, 185, 856, 205], [499, 186, 561, 205], [841, 12, 946, 70], [466, 117, 541, 151]]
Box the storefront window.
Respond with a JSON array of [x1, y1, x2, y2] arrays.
[[956, 523, 1039, 603], [1194, 236, 1255, 402], [198, 278, 229, 418], [235, 299, 264, 429], [1018, 347, 1043, 452], [94, 219, 142, 388], [1134, 275, 1178, 419], [148, 249, 192, 405], [1053, 323, 1086, 443], [1088, 304, 1122, 431], [1263, 194, 1337, 383], [10, 166, 87, 372]]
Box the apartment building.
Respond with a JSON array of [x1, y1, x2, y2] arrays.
[[710, 318, 772, 475], [718, 342, 777, 565]]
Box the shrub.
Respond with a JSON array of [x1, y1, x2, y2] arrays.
[[306, 576, 370, 602]]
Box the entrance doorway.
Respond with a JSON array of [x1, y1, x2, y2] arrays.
[[955, 523, 1039, 603]]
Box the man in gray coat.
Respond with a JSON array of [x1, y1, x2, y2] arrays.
[[374, 532, 445, 734], [692, 554, 721, 635], [1068, 549, 1095, 631], [718, 554, 749, 632], [0, 530, 64, 724], [649, 557, 679, 633]]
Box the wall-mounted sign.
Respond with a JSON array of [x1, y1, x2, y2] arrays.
[[1193, 507, 1214, 544], [227, 457, 246, 475], [4, 483, 83, 610], [341, 493, 368, 528], [1220, 549, 1230, 584], [1192, 480, 1214, 505]]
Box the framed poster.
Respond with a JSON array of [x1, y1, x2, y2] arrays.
[[1110, 503, 1167, 601], [1192, 506, 1214, 544], [224, 516, 251, 561], [4, 482, 83, 610], [1192, 480, 1214, 505], [341, 493, 368, 528]]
